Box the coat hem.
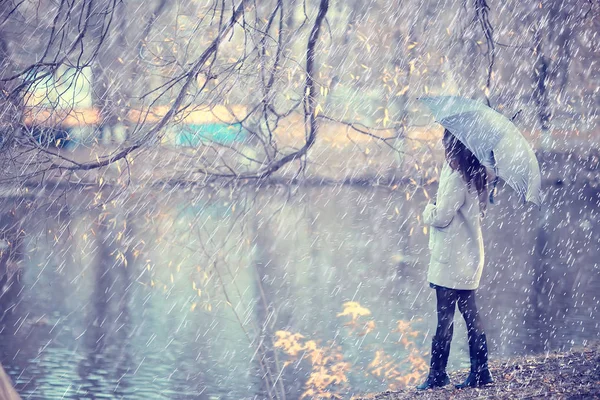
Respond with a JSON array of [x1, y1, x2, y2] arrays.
[[428, 281, 478, 291]]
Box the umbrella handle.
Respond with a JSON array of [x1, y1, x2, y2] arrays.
[[489, 151, 499, 204], [489, 175, 499, 204]]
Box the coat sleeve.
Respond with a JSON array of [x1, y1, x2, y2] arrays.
[[422, 172, 466, 228]]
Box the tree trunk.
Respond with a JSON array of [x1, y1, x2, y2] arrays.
[[0, 364, 20, 400], [0, 29, 24, 152], [91, 0, 129, 143]]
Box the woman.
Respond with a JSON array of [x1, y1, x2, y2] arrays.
[[416, 129, 494, 390]]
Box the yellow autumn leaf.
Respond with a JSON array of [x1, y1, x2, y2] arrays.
[[382, 108, 390, 127], [396, 86, 409, 96], [314, 103, 323, 117], [337, 301, 371, 320]]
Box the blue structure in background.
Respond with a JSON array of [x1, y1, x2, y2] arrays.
[[24, 121, 248, 149], [175, 123, 247, 147], [30, 126, 75, 149]]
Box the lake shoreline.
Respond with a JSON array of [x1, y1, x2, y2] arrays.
[[356, 342, 600, 399], [2, 143, 598, 192]]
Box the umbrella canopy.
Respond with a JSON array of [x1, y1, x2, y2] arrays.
[[419, 96, 542, 207]]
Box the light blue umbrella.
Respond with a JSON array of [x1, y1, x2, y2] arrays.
[[419, 96, 542, 207]]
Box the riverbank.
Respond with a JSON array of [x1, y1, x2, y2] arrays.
[[3, 124, 599, 190], [357, 343, 600, 399]]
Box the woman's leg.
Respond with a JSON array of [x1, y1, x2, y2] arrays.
[[418, 286, 458, 389], [456, 290, 483, 339], [456, 290, 493, 388], [435, 286, 458, 340]]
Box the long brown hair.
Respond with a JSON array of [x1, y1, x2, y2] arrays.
[[443, 129, 488, 212]]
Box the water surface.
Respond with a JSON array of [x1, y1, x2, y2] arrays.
[[0, 182, 598, 398]]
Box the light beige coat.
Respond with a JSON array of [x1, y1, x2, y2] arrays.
[[422, 162, 485, 290]]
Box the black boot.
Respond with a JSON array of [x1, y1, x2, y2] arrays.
[[416, 335, 451, 390], [455, 333, 494, 389]]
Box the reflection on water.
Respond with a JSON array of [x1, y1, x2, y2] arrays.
[[0, 182, 598, 398]]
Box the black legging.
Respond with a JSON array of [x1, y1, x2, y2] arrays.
[[435, 286, 484, 343]]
